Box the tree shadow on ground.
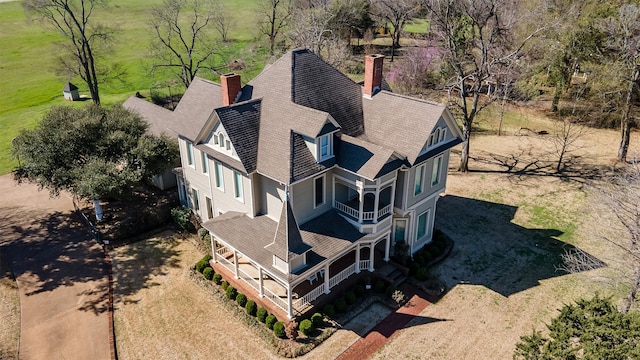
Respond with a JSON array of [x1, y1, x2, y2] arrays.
[[110, 232, 182, 307], [434, 195, 604, 297]]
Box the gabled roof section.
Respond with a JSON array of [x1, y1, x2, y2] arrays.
[[123, 97, 176, 137], [290, 49, 365, 136], [172, 77, 223, 140], [337, 135, 399, 180], [63, 82, 78, 91], [360, 90, 448, 165], [265, 200, 311, 260], [291, 132, 335, 182]]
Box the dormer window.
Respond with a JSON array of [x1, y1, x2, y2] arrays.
[[317, 134, 333, 162], [421, 127, 448, 154]]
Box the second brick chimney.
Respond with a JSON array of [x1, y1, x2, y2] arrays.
[[363, 54, 384, 98], [221, 73, 242, 106]]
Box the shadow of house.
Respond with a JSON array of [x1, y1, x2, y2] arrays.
[[434, 195, 603, 297]]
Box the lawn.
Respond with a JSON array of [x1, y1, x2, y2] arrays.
[[0, 0, 266, 175]]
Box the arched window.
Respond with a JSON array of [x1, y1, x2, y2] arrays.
[[218, 134, 225, 148]]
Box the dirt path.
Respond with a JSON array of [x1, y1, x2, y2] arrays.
[[0, 175, 111, 360]]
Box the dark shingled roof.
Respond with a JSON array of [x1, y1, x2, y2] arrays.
[[214, 99, 261, 174], [337, 135, 397, 180], [63, 82, 78, 91], [265, 201, 311, 260], [291, 132, 335, 183]]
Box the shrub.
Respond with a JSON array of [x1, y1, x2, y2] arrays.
[[422, 252, 432, 263], [299, 319, 314, 336], [311, 313, 324, 328], [202, 254, 212, 263], [226, 286, 237, 300], [195, 259, 208, 273], [236, 293, 247, 307], [354, 284, 365, 297], [265, 315, 277, 329], [335, 297, 347, 313], [416, 267, 429, 281], [245, 300, 257, 316], [257, 308, 268, 322], [385, 284, 396, 298], [171, 206, 195, 232], [409, 262, 420, 276], [197, 227, 209, 240], [414, 254, 425, 266], [202, 267, 214, 280], [285, 321, 298, 340], [221, 281, 229, 290], [273, 322, 286, 338], [213, 273, 222, 285], [323, 304, 335, 319], [345, 291, 356, 305], [374, 280, 386, 293]]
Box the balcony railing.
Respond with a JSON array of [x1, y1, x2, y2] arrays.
[[329, 263, 356, 289], [293, 283, 326, 310], [334, 200, 392, 222]]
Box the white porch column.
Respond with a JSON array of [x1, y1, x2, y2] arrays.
[[373, 189, 380, 223], [233, 250, 239, 279], [287, 284, 294, 319], [384, 235, 391, 262], [324, 262, 330, 294], [258, 267, 264, 298], [389, 180, 397, 214], [355, 244, 361, 274], [357, 180, 364, 223], [369, 244, 375, 272], [211, 237, 217, 264]]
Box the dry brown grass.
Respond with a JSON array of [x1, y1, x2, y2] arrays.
[[371, 123, 639, 359], [0, 247, 19, 360]]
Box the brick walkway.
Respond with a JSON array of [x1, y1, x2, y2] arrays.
[[336, 284, 433, 360]]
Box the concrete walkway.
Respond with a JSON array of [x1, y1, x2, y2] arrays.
[[0, 175, 111, 360]]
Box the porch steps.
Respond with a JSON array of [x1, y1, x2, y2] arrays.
[[375, 264, 407, 287]]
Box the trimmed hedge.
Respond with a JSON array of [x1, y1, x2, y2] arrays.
[[416, 267, 428, 281], [202, 266, 214, 280], [213, 273, 222, 285], [354, 284, 365, 297], [257, 308, 268, 323], [311, 313, 324, 328], [221, 281, 229, 291], [236, 293, 247, 307], [195, 260, 208, 273], [385, 284, 396, 298], [345, 291, 356, 305], [265, 314, 277, 329], [335, 297, 347, 313], [299, 319, 314, 336], [323, 304, 335, 319], [374, 280, 386, 293], [245, 300, 257, 316], [226, 286, 237, 300], [273, 321, 286, 338]]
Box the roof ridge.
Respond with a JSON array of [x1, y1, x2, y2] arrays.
[[370, 89, 447, 108]]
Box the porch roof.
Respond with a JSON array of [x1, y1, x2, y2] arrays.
[[202, 209, 366, 283]]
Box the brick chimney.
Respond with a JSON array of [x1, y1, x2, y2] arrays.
[[364, 54, 384, 98], [221, 73, 242, 106]]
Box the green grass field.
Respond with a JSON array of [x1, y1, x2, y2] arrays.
[[0, 0, 266, 175]]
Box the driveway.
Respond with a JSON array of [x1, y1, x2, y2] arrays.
[[0, 175, 111, 360]]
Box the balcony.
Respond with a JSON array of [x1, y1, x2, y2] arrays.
[[334, 200, 392, 222]]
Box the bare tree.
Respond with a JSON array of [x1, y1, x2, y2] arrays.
[[601, 4, 640, 162], [211, 1, 231, 42], [422, 0, 546, 172], [23, 0, 109, 105], [149, 0, 221, 88], [549, 119, 587, 172], [258, 0, 292, 56], [370, 0, 420, 62]]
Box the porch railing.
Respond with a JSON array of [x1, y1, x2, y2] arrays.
[[216, 253, 235, 273], [238, 267, 259, 292], [335, 201, 358, 219], [262, 285, 288, 313], [359, 259, 371, 270], [377, 204, 392, 219], [216, 245, 232, 259], [329, 263, 356, 289], [293, 283, 325, 310]]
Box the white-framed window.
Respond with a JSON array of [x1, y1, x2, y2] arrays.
[[313, 175, 325, 208], [226, 140, 231, 150], [218, 134, 225, 148], [416, 210, 430, 240], [233, 171, 244, 201], [205, 197, 213, 219], [201, 152, 208, 174], [439, 128, 447, 142], [186, 141, 194, 166], [414, 164, 425, 196], [317, 134, 333, 161], [192, 188, 200, 210], [214, 162, 224, 190], [431, 156, 442, 186], [393, 219, 407, 243], [214, 134, 219, 145]]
